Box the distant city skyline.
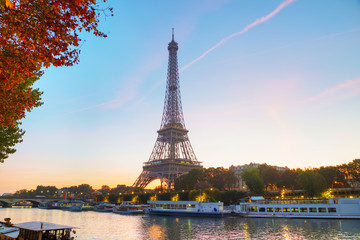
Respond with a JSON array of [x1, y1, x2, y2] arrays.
[[1, 0, 359, 194]]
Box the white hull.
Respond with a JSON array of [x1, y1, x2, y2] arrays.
[[234, 212, 360, 219], [148, 201, 229, 217], [233, 198, 360, 219]]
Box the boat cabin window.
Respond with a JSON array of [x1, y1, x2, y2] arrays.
[[250, 206, 258, 212], [300, 208, 307, 213], [309, 208, 317, 213], [259, 207, 265, 212], [267, 208, 273, 212], [187, 204, 195, 208], [334, 200, 338, 204], [328, 208, 336, 213], [275, 208, 282, 212], [283, 208, 290, 212], [318, 208, 327, 213], [291, 208, 299, 212]]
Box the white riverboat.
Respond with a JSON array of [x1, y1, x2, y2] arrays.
[[233, 196, 360, 219], [147, 201, 230, 217]]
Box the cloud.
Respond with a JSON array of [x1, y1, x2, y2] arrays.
[[138, 0, 296, 103], [180, 0, 296, 72], [299, 77, 360, 104]]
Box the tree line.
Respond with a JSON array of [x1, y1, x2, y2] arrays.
[[5, 159, 359, 202], [7, 183, 245, 206], [174, 167, 238, 191], [240, 159, 360, 197]]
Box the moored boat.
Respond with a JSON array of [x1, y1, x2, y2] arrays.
[[233, 196, 360, 219], [93, 202, 115, 212], [60, 200, 87, 212], [147, 201, 230, 217], [112, 203, 148, 215]]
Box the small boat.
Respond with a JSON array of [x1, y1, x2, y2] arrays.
[[93, 202, 115, 212], [233, 196, 360, 219], [38, 201, 61, 209], [60, 200, 87, 212], [147, 201, 230, 217], [112, 203, 148, 215]]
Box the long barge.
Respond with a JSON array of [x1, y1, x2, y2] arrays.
[[233, 197, 360, 219]]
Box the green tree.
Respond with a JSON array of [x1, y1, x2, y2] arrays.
[[76, 184, 94, 195], [174, 168, 204, 191], [35, 185, 58, 197], [0, 75, 43, 163], [296, 170, 327, 198], [99, 185, 111, 195], [276, 169, 299, 190], [259, 164, 281, 189], [107, 193, 118, 204], [219, 190, 246, 205], [241, 167, 264, 195], [13, 189, 32, 198], [138, 193, 151, 204], [174, 167, 237, 191], [207, 167, 238, 190], [0, 123, 24, 163]]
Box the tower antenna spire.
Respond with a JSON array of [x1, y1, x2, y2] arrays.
[[172, 28, 174, 41]]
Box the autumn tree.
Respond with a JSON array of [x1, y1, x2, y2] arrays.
[[316, 166, 347, 188], [0, 0, 112, 126]]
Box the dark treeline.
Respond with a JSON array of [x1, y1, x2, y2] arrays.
[[241, 159, 360, 197], [174, 167, 238, 191], [6, 159, 359, 202], [8, 185, 245, 206]]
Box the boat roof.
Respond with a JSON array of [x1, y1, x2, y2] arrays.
[[13, 222, 77, 231], [147, 201, 221, 204], [250, 196, 265, 201]]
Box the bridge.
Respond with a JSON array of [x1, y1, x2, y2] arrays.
[[0, 197, 63, 207]]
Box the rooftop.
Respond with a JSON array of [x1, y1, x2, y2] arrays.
[[13, 221, 76, 231]]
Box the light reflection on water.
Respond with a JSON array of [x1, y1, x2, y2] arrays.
[[1, 208, 360, 239]]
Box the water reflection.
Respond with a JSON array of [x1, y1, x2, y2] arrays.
[[1, 208, 359, 239]]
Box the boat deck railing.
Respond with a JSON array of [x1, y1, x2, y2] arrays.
[[242, 199, 333, 205]]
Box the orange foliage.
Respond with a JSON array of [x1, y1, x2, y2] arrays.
[[0, 0, 112, 126]]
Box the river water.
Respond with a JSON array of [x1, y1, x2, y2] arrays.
[[1, 207, 360, 239]]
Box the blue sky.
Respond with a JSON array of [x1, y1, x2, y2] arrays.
[[1, 0, 360, 193]]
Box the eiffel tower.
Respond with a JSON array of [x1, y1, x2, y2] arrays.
[[133, 30, 202, 190]]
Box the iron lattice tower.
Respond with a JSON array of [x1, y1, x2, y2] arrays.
[[133, 30, 202, 189]]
